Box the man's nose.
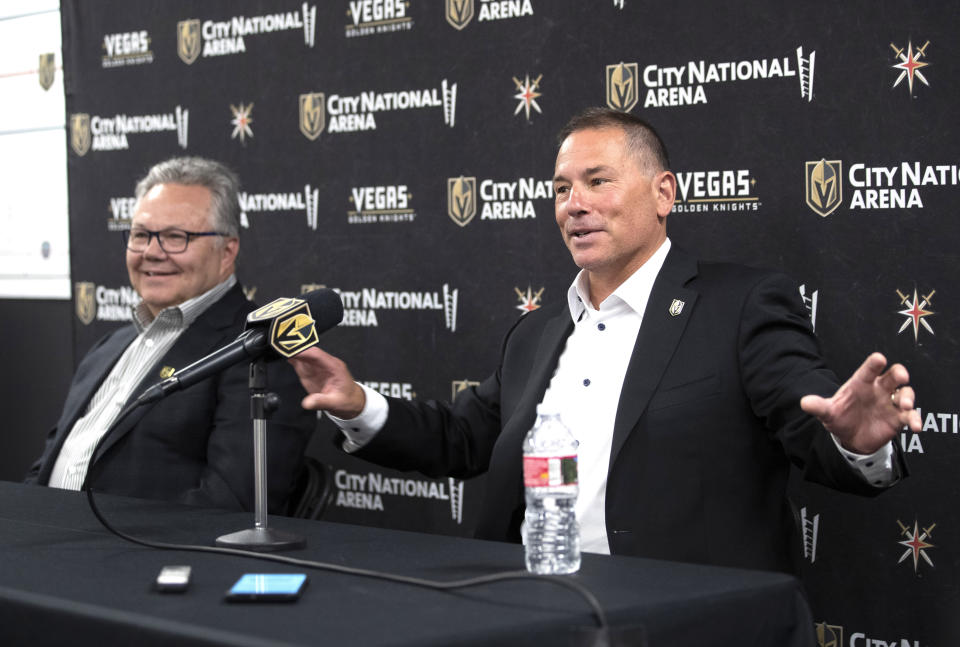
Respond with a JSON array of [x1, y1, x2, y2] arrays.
[[565, 184, 589, 215], [142, 234, 168, 258]]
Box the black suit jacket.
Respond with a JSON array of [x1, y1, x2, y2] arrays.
[[25, 283, 314, 514], [355, 246, 906, 573]]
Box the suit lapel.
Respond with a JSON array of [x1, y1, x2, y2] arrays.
[[38, 327, 138, 484], [480, 306, 573, 541], [505, 307, 573, 438], [609, 248, 699, 467]]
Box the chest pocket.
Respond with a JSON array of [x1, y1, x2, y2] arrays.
[[647, 372, 720, 412]]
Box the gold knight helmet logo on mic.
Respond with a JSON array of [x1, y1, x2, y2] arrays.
[[248, 297, 302, 322], [270, 305, 319, 357], [249, 297, 319, 357]]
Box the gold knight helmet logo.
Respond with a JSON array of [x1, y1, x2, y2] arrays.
[[815, 623, 843, 647], [270, 304, 319, 358], [38, 53, 55, 91], [177, 19, 201, 65], [606, 62, 639, 112], [75, 282, 96, 325], [446, 0, 474, 30], [447, 176, 476, 227], [451, 379, 480, 401], [69, 113, 91, 156], [248, 297, 304, 323], [247, 296, 319, 358], [805, 159, 843, 217], [299, 92, 325, 141]]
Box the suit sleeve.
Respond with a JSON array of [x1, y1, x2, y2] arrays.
[[737, 272, 900, 495], [23, 427, 57, 484], [347, 315, 536, 479], [352, 372, 503, 479]]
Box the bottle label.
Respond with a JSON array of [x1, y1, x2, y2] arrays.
[[523, 455, 578, 487]]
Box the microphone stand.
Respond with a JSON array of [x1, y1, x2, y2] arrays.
[[215, 357, 305, 551]]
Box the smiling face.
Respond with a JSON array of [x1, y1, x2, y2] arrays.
[[553, 126, 676, 306], [126, 183, 238, 317]]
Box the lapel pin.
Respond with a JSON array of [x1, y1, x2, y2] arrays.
[[669, 299, 685, 317], [159, 366, 176, 379]]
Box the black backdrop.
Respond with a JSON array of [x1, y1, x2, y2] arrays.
[[61, 1, 958, 643]]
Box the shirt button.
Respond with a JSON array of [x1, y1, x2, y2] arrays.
[[144, 339, 155, 348], [597, 323, 606, 331], [583, 379, 591, 386]]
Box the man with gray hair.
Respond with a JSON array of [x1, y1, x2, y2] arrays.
[[26, 157, 314, 514]]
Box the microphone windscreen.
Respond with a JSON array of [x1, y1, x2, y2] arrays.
[[300, 288, 344, 334]]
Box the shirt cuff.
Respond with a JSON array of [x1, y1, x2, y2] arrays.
[[326, 383, 389, 453], [830, 434, 900, 487]]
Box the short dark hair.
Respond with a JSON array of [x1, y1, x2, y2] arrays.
[[134, 157, 241, 240], [556, 107, 671, 173]]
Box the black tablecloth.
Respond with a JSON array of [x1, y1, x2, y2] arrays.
[[0, 482, 813, 646]]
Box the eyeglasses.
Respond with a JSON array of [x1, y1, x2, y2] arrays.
[[122, 228, 225, 254]]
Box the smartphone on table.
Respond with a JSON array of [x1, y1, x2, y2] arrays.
[[224, 573, 308, 602]]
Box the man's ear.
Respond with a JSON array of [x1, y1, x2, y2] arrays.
[[220, 237, 240, 275], [655, 171, 677, 218]]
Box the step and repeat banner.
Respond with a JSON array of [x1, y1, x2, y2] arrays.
[[62, 1, 957, 643]]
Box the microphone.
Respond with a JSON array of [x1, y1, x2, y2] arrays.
[[135, 288, 343, 404]]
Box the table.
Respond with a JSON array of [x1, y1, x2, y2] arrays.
[[0, 482, 813, 646]]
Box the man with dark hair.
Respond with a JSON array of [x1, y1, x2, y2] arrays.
[[288, 109, 921, 572], [26, 157, 314, 514]]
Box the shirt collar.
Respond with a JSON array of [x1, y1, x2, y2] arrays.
[[133, 274, 237, 333], [566, 238, 672, 323]]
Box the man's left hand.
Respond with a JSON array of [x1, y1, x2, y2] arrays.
[[800, 352, 922, 454]]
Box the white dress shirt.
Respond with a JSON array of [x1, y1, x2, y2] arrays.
[[536, 238, 671, 553]]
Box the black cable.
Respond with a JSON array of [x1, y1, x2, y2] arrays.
[[82, 401, 610, 641], [86, 488, 609, 641]]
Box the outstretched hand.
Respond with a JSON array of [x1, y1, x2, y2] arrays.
[[288, 347, 366, 419], [800, 352, 921, 454]]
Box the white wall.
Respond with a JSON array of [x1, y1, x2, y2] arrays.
[[0, 3, 69, 298]]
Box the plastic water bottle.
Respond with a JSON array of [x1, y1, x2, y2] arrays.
[[522, 405, 580, 574]]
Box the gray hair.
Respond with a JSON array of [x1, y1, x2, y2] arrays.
[[556, 107, 671, 174], [134, 157, 241, 239]]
